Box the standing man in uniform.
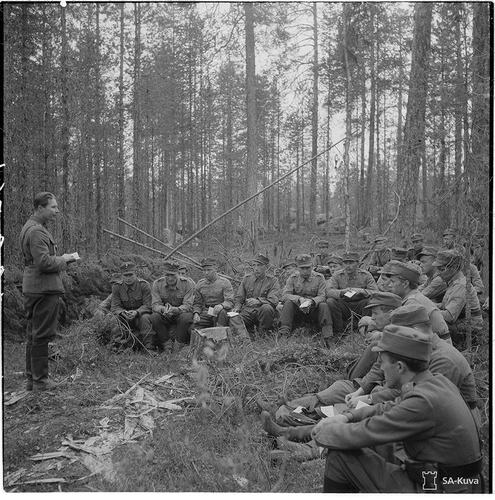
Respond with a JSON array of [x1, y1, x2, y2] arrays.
[[278, 254, 333, 346], [20, 192, 79, 391], [326, 252, 378, 339], [406, 233, 425, 261], [111, 262, 155, 354], [191, 258, 234, 330], [150, 260, 194, 355], [232, 254, 280, 335], [312, 325, 483, 493]]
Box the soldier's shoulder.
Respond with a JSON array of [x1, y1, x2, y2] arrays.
[[333, 268, 346, 276], [218, 275, 233, 284], [155, 276, 166, 283], [401, 381, 417, 396], [312, 270, 325, 279], [358, 268, 373, 276], [137, 278, 151, 286]]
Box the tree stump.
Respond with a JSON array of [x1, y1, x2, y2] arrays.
[[188, 327, 232, 364]]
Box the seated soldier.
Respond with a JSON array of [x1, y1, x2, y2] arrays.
[[470, 232, 485, 272], [99, 273, 122, 312], [313, 325, 483, 493], [276, 259, 298, 314], [367, 236, 391, 278], [313, 240, 332, 278], [232, 254, 280, 335], [191, 258, 234, 331], [440, 228, 457, 250], [149, 260, 194, 355], [178, 264, 196, 286], [326, 252, 378, 339], [432, 250, 484, 346], [278, 254, 333, 346], [417, 246, 447, 302], [405, 233, 424, 261], [390, 247, 407, 262], [326, 254, 344, 277], [264, 292, 401, 429], [110, 262, 155, 354]]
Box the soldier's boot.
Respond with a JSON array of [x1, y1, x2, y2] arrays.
[[261, 411, 289, 438], [161, 340, 173, 355], [322, 325, 334, 348], [173, 340, 187, 356], [229, 315, 251, 343], [275, 436, 320, 461], [143, 334, 158, 356], [32, 344, 64, 391], [256, 399, 277, 414], [26, 345, 33, 391], [278, 326, 291, 336]]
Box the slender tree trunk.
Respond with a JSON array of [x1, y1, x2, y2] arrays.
[[310, 2, 319, 228]]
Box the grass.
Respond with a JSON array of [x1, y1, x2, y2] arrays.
[[3, 312, 491, 492]]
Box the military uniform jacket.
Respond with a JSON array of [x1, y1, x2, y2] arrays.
[[368, 248, 391, 267], [406, 247, 423, 262], [20, 214, 68, 294], [151, 275, 194, 313], [234, 273, 280, 309], [402, 289, 448, 337], [440, 271, 481, 324], [418, 273, 447, 301], [358, 333, 477, 404], [469, 264, 484, 295], [282, 271, 326, 305], [193, 275, 234, 314], [111, 278, 152, 316], [326, 268, 378, 299], [313, 253, 330, 267], [312, 371, 481, 467]]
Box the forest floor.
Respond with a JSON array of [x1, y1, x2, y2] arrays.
[[3, 315, 491, 493]]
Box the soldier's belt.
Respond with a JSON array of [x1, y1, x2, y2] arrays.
[[438, 458, 482, 479]]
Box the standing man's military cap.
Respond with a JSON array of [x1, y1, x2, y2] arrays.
[[416, 246, 437, 259], [326, 254, 344, 265], [388, 261, 421, 285], [363, 291, 402, 310], [317, 240, 329, 248], [411, 233, 424, 242], [163, 261, 180, 273], [295, 254, 313, 267], [252, 254, 269, 266], [389, 304, 430, 326], [341, 252, 360, 262], [109, 273, 122, 284], [201, 257, 217, 267], [372, 325, 432, 362], [120, 262, 136, 273]]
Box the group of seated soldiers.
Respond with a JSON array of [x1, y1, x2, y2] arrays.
[[100, 228, 485, 354]]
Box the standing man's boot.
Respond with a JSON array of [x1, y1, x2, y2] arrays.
[[32, 344, 63, 391]]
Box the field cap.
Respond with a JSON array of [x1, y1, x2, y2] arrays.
[[433, 250, 462, 267], [389, 304, 430, 327], [391, 248, 407, 260], [417, 246, 437, 259], [317, 240, 329, 248], [109, 273, 121, 284], [342, 252, 360, 262], [411, 233, 424, 242], [326, 254, 343, 266], [443, 228, 456, 237], [282, 259, 297, 269], [163, 261, 180, 273], [363, 291, 402, 310], [252, 254, 269, 266], [374, 236, 387, 244], [372, 324, 432, 362], [120, 262, 136, 274], [201, 257, 217, 267], [295, 254, 313, 267], [178, 264, 188, 271], [388, 261, 421, 285]]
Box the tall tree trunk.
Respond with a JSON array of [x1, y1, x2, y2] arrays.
[[398, 3, 433, 235], [244, 2, 258, 252], [310, 2, 319, 229], [118, 3, 125, 236], [132, 3, 142, 232]]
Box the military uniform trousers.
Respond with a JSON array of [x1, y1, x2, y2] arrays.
[[239, 304, 276, 330], [117, 313, 154, 348], [150, 311, 193, 344], [279, 302, 333, 337], [324, 447, 483, 493], [194, 309, 229, 329], [24, 293, 61, 385], [326, 297, 370, 334]]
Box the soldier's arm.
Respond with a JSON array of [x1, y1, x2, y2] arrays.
[[439, 283, 467, 323], [261, 277, 280, 308], [281, 276, 301, 303], [193, 283, 204, 314], [312, 275, 327, 305], [325, 274, 343, 299], [221, 279, 234, 310], [136, 281, 152, 316], [179, 280, 195, 313], [233, 279, 247, 309], [29, 228, 68, 273], [110, 286, 126, 315], [470, 264, 484, 295], [151, 280, 164, 312], [419, 275, 447, 300]]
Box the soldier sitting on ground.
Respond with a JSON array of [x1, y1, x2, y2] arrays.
[[178, 264, 196, 286], [431, 249, 484, 346], [326, 252, 378, 341], [367, 236, 391, 278], [313, 240, 332, 279], [190, 258, 234, 332], [405, 233, 425, 262], [149, 260, 194, 356], [278, 254, 333, 347], [111, 262, 156, 354], [390, 247, 407, 262], [326, 254, 344, 278], [232, 254, 280, 335], [417, 246, 447, 302]]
